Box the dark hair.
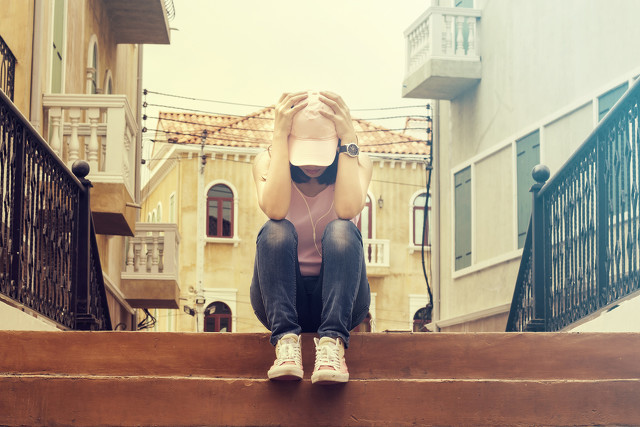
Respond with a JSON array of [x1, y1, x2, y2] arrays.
[[290, 152, 339, 184]]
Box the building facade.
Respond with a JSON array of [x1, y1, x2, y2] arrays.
[[0, 0, 172, 330], [402, 0, 640, 331], [141, 107, 434, 334]]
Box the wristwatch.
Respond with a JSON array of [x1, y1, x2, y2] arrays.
[[338, 142, 360, 157]]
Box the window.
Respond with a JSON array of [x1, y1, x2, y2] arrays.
[[413, 192, 431, 246], [156, 203, 162, 222], [204, 302, 232, 332], [516, 131, 540, 248], [104, 72, 113, 95], [351, 312, 372, 332], [598, 83, 629, 121], [207, 184, 234, 237], [357, 194, 373, 240], [454, 167, 472, 270], [51, 0, 65, 93], [87, 39, 98, 94], [455, 0, 474, 7]]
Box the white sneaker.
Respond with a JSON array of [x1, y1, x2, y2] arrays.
[[311, 336, 349, 385], [267, 333, 303, 381]]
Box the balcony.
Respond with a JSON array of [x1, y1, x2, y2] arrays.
[[402, 6, 481, 100], [102, 0, 172, 45], [121, 223, 181, 309], [364, 239, 390, 277], [42, 94, 138, 236]]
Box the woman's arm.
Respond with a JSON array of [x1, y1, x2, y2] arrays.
[[318, 92, 373, 219], [253, 92, 308, 219]]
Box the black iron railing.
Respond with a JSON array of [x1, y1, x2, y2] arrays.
[[0, 89, 111, 330], [507, 77, 640, 332], [0, 35, 16, 101]]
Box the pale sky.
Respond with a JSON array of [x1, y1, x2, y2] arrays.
[[142, 0, 430, 136]]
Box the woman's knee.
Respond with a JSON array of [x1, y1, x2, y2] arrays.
[[322, 219, 361, 251], [257, 219, 297, 251]]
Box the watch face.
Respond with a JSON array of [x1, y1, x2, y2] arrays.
[[347, 144, 359, 156]]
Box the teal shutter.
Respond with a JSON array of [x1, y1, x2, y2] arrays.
[[454, 167, 472, 270], [598, 83, 628, 121], [516, 131, 540, 248]]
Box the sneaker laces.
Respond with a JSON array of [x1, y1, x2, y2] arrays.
[[276, 337, 301, 365], [314, 339, 341, 371]]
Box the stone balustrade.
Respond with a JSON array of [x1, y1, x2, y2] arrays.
[[42, 94, 137, 199], [405, 6, 481, 76]]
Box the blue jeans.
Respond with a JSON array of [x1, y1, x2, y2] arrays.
[[250, 219, 370, 348]]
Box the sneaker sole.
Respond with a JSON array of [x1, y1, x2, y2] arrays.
[[311, 371, 349, 385], [268, 366, 303, 381]]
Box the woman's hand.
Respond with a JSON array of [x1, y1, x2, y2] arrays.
[[273, 92, 308, 141], [318, 91, 358, 142]]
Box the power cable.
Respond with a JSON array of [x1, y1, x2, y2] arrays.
[[146, 103, 431, 122], [146, 127, 428, 148], [146, 114, 428, 134], [419, 105, 434, 326], [144, 88, 428, 111]]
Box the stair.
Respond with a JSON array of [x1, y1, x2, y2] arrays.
[[1, 331, 639, 426]]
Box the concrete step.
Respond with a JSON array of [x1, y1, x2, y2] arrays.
[[1, 331, 639, 426]]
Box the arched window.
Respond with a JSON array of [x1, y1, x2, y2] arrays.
[[104, 71, 113, 95], [207, 184, 234, 238], [87, 37, 98, 94], [357, 195, 373, 240], [351, 312, 372, 332], [204, 302, 232, 332], [413, 307, 431, 332], [412, 192, 431, 246]]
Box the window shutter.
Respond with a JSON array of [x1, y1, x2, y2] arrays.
[[454, 167, 472, 270], [598, 83, 629, 121], [516, 131, 540, 248]]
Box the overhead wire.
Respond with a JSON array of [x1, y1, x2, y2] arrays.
[[145, 127, 429, 148], [146, 114, 429, 134], [144, 89, 428, 111], [145, 103, 431, 122]]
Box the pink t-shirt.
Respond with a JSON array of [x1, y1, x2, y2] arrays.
[[286, 183, 359, 276]]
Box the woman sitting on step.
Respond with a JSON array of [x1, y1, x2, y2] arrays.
[[250, 91, 372, 385]]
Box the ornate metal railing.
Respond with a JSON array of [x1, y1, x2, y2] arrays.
[[507, 77, 640, 331], [0, 89, 111, 330], [0, 35, 16, 101]]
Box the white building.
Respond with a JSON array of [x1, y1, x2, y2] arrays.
[[402, 0, 640, 331]]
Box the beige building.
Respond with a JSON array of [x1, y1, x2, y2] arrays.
[[0, 0, 172, 331], [141, 106, 434, 334], [402, 0, 640, 331]]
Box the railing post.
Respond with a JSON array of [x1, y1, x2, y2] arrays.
[[9, 124, 26, 302], [72, 160, 95, 330], [596, 133, 609, 309], [527, 164, 550, 331]]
